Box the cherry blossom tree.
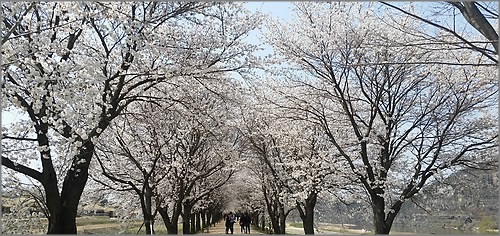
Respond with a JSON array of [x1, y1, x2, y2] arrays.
[[155, 78, 243, 235], [230, 168, 266, 228], [1, 172, 48, 234], [1, 2, 262, 234], [201, 187, 231, 229], [238, 82, 348, 234], [93, 104, 171, 234], [244, 120, 329, 235], [92, 75, 244, 234], [265, 2, 497, 234], [247, 155, 291, 234], [236, 101, 291, 234]]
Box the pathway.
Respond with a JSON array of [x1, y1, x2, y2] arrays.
[[202, 221, 265, 235]]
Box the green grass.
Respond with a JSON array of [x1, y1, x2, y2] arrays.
[[478, 216, 498, 234], [76, 216, 116, 226], [289, 222, 303, 228], [123, 223, 183, 234], [81, 226, 124, 234], [6, 215, 185, 234], [75, 217, 182, 234]]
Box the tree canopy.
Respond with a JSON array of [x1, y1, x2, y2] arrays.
[[2, 1, 497, 235]]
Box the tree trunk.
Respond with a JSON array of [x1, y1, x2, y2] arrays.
[[45, 142, 94, 234], [253, 213, 259, 227], [183, 203, 193, 234], [278, 215, 286, 234], [297, 192, 317, 235], [372, 192, 390, 234], [46, 207, 78, 234], [270, 208, 281, 234], [196, 211, 201, 232], [143, 212, 155, 234], [45, 177, 83, 234], [279, 208, 286, 234], [158, 207, 179, 234], [264, 190, 282, 234], [261, 215, 265, 231], [144, 215, 155, 235], [267, 202, 287, 234], [301, 207, 314, 235], [270, 217, 278, 233], [190, 212, 196, 233], [201, 209, 207, 229], [206, 210, 212, 227], [140, 188, 155, 235]]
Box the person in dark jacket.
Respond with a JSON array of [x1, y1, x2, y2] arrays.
[[225, 212, 236, 234], [242, 213, 251, 234], [225, 213, 230, 234], [239, 213, 246, 233]]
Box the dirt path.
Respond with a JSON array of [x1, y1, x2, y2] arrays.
[[203, 222, 265, 235]]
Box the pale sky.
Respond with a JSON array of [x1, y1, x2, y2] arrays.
[[245, 1, 295, 20]]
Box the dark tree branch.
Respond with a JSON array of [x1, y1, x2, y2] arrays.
[[2, 156, 43, 182], [379, 1, 498, 63], [447, 2, 498, 53]]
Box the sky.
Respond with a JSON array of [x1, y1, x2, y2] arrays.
[[245, 2, 295, 20], [243, 2, 296, 58]]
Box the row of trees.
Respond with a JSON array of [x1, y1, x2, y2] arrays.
[[91, 77, 244, 234], [1, 2, 262, 234], [256, 2, 497, 234], [2, 1, 497, 235]]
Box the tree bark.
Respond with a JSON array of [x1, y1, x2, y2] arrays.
[[190, 211, 196, 233], [201, 209, 207, 230], [372, 192, 390, 234], [206, 210, 212, 227], [138, 185, 155, 235], [450, 2, 498, 53], [267, 201, 286, 234], [279, 207, 286, 234], [45, 142, 94, 234], [46, 207, 78, 234], [261, 215, 265, 231], [263, 184, 287, 234], [195, 211, 201, 232], [158, 206, 179, 234], [296, 192, 317, 235], [183, 203, 193, 234]]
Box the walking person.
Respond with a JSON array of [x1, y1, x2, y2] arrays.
[[225, 212, 236, 234], [243, 213, 251, 234], [225, 213, 231, 234], [239, 215, 245, 233]]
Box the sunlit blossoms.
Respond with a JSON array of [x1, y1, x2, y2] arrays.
[[2, 1, 497, 235]]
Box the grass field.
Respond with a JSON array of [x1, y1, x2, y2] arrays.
[[76, 216, 183, 234], [3, 215, 185, 234]]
